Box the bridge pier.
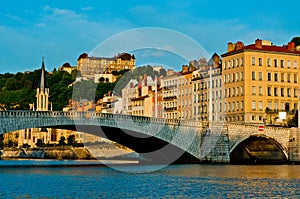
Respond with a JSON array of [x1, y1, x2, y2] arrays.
[[288, 128, 300, 163]]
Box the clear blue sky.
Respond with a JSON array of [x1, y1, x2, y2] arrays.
[[1, 0, 299, 73]]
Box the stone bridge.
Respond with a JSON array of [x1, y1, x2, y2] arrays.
[[0, 111, 300, 164]]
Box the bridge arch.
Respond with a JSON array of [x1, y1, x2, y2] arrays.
[[50, 124, 200, 164], [230, 134, 288, 164]]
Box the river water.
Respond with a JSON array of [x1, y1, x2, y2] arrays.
[[0, 160, 300, 198]]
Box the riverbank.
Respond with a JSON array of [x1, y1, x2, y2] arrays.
[[0, 146, 95, 160]]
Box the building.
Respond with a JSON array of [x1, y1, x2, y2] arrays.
[[221, 39, 300, 124], [121, 75, 160, 117], [77, 52, 136, 79], [58, 62, 77, 74], [162, 73, 180, 119], [191, 54, 223, 124], [36, 57, 50, 111], [178, 64, 197, 120]]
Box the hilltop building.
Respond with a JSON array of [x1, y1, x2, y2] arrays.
[[77, 52, 136, 79], [221, 39, 300, 124]]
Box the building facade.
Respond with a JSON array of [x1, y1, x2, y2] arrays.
[[192, 54, 223, 124], [221, 39, 300, 124], [77, 52, 136, 79]]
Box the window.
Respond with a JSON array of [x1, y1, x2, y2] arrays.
[[252, 86, 256, 95], [259, 101, 263, 111], [267, 58, 271, 66], [280, 60, 284, 68], [259, 86, 263, 96], [236, 101, 239, 111], [236, 72, 239, 81], [294, 61, 298, 69], [240, 72, 244, 80], [259, 72, 262, 81], [233, 60, 235, 68], [274, 87, 278, 96], [240, 87, 244, 95], [236, 87, 239, 96], [281, 102, 285, 110], [224, 62, 227, 70], [252, 57, 255, 65], [224, 103, 227, 112], [228, 61, 231, 69], [287, 60, 291, 68], [281, 73, 284, 82], [241, 101, 244, 110], [294, 74, 298, 83], [268, 72, 272, 81], [241, 58, 244, 66], [281, 88, 284, 97], [268, 101, 272, 109], [268, 87, 272, 96], [252, 71, 256, 80], [274, 59, 277, 67], [274, 102, 278, 111], [259, 58, 262, 66], [274, 73, 278, 82], [294, 89, 297, 97], [252, 101, 256, 110], [287, 74, 291, 82], [288, 88, 291, 97]]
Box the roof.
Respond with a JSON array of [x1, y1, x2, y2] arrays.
[[222, 42, 300, 57]]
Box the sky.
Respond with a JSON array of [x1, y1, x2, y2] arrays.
[[0, 0, 300, 73]]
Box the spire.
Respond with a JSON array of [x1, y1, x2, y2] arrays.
[[38, 57, 48, 90]]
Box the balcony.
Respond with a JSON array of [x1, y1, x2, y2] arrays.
[[163, 96, 177, 101], [164, 107, 177, 111]]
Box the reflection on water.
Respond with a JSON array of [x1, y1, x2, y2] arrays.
[[0, 160, 300, 198]]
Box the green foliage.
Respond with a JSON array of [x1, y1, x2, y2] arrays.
[[58, 136, 66, 145], [288, 111, 298, 127], [67, 135, 76, 145], [291, 36, 300, 46], [36, 139, 44, 147], [0, 134, 4, 149]]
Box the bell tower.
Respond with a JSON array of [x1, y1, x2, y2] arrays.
[[36, 57, 49, 111]]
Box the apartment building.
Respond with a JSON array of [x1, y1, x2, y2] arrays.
[[162, 73, 180, 119], [221, 39, 300, 124], [192, 54, 223, 124]]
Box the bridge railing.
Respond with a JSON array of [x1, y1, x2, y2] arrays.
[[0, 111, 202, 127]]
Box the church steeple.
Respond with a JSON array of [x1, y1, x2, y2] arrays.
[[37, 57, 48, 91], [36, 57, 50, 111]]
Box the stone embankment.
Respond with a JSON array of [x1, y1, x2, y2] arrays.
[[0, 146, 95, 160]]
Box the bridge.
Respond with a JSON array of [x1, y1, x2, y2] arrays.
[[1, 111, 300, 164]]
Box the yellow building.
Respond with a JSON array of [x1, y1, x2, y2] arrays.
[[77, 52, 136, 78], [162, 73, 180, 119], [178, 65, 196, 120], [221, 39, 300, 124]]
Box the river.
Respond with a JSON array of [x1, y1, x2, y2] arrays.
[[0, 160, 299, 198]]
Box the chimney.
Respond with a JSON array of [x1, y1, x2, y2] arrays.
[[255, 39, 262, 48], [288, 42, 295, 51], [144, 74, 147, 86], [130, 82, 134, 88], [235, 41, 244, 50], [227, 42, 235, 52]]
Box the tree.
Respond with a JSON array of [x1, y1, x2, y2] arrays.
[[36, 139, 43, 147], [288, 111, 298, 127], [291, 36, 300, 46], [58, 136, 66, 145], [0, 134, 4, 149], [67, 135, 76, 146]]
